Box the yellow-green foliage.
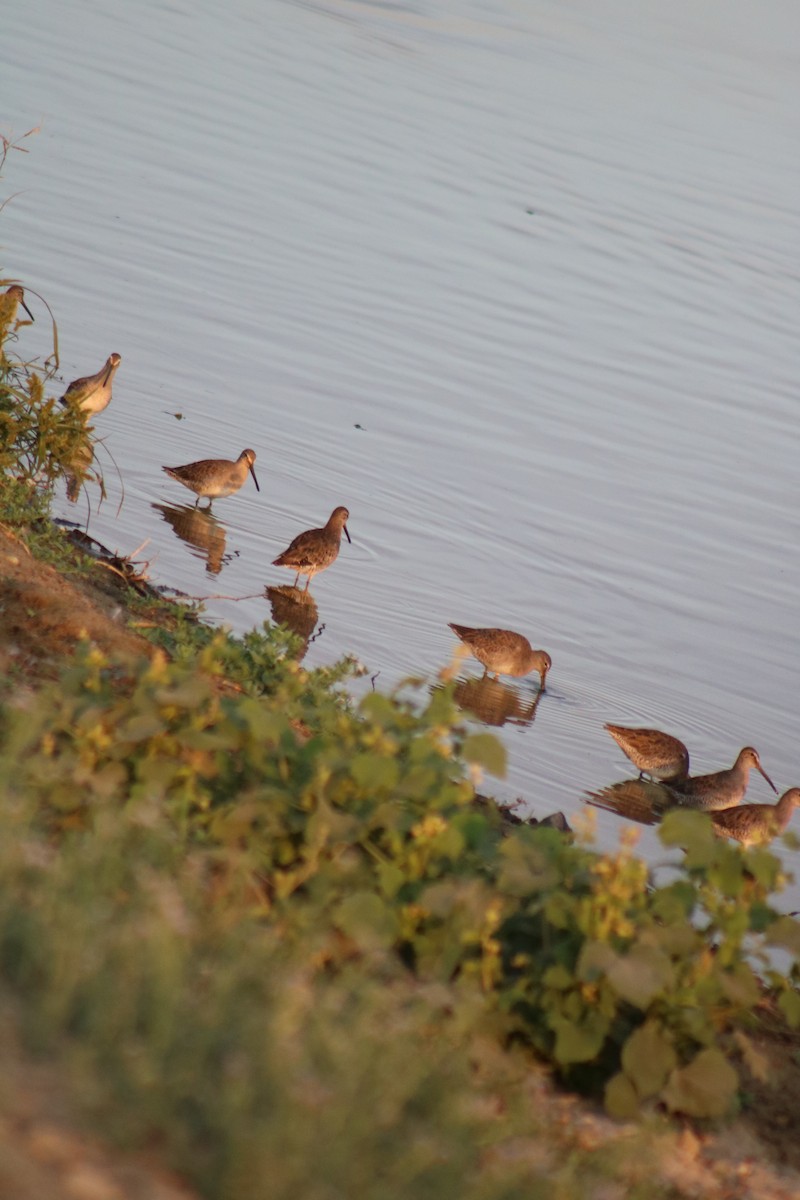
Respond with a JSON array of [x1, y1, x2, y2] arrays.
[[0, 270, 94, 515], [1, 635, 798, 1175]]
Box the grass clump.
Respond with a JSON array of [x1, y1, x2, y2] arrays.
[[1, 274, 94, 516]]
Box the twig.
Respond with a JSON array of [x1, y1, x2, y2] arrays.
[[179, 591, 266, 603]]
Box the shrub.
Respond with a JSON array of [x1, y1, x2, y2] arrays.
[[1, 639, 798, 1139]]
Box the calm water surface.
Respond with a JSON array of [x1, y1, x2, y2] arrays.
[[3, 0, 800, 896]]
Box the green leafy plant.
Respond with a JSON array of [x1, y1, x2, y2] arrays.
[[2, 641, 798, 1132]]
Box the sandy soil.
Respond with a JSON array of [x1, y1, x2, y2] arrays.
[[0, 525, 155, 688]]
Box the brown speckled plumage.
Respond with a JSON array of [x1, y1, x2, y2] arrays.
[[604, 724, 690, 782], [272, 506, 351, 590], [163, 448, 259, 505], [671, 747, 776, 811], [448, 624, 551, 688], [711, 788, 800, 846]]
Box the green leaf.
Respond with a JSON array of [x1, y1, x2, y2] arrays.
[[376, 861, 405, 900], [334, 892, 398, 951], [497, 839, 559, 896], [433, 823, 465, 861], [765, 915, 800, 955], [358, 693, 397, 724], [605, 1072, 640, 1119], [424, 685, 457, 726], [621, 1022, 677, 1098], [650, 881, 696, 922], [551, 1014, 607, 1064], [607, 944, 675, 1009], [115, 712, 167, 742], [350, 752, 399, 792], [576, 940, 615, 981], [778, 987, 800, 1028], [542, 964, 574, 990], [662, 1048, 739, 1117], [647, 922, 699, 957], [418, 879, 465, 918], [658, 808, 720, 867], [745, 847, 782, 890], [718, 963, 761, 1007], [462, 733, 506, 778]]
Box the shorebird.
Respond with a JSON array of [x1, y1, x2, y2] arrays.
[[1, 284, 34, 324], [447, 624, 551, 689], [603, 724, 690, 783], [162, 449, 259, 507], [710, 788, 800, 847], [671, 747, 776, 811], [60, 353, 121, 414], [272, 506, 351, 590]]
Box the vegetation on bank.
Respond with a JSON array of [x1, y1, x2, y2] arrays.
[[2, 166, 800, 1196]]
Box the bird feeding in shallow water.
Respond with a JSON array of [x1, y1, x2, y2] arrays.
[[710, 788, 800, 847], [447, 624, 551, 689], [161, 449, 260, 507], [670, 746, 776, 811], [60, 353, 121, 415], [272, 506, 351, 591], [603, 724, 690, 783]]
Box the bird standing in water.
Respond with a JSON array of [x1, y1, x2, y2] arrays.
[[671, 747, 776, 811], [272, 506, 351, 590], [162, 449, 260, 508], [60, 353, 122, 415], [711, 788, 800, 846], [603, 724, 690, 783]]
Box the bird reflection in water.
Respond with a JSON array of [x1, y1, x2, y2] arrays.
[[265, 585, 322, 662], [584, 777, 674, 827], [152, 501, 231, 576], [451, 673, 544, 729], [64, 438, 101, 504]]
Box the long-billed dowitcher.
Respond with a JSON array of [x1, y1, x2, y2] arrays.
[[1, 284, 34, 324], [59, 353, 121, 414], [603, 724, 690, 783], [272, 506, 351, 590], [162, 449, 259, 507], [710, 788, 800, 847], [671, 747, 776, 811], [448, 624, 551, 688]]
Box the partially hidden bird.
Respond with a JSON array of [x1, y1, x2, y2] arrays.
[[1, 284, 34, 325], [60, 353, 122, 414], [670, 747, 776, 811], [711, 788, 800, 846]]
